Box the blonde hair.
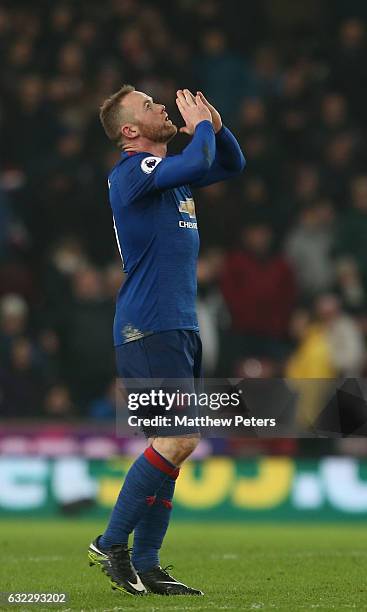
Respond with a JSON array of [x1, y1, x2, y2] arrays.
[[99, 84, 135, 149]]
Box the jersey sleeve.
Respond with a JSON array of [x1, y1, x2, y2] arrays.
[[113, 120, 216, 204], [114, 154, 162, 205], [190, 125, 246, 188]]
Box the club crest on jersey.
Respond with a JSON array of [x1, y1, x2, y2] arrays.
[[179, 197, 196, 219], [140, 156, 162, 174]]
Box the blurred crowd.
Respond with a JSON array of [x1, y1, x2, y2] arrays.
[[2, 0, 367, 420]]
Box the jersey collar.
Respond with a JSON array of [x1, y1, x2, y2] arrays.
[[120, 151, 137, 158]]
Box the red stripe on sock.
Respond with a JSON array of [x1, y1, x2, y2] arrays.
[[161, 499, 173, 510], [144, 446, 179, 479], [146, 495, 156, 506]]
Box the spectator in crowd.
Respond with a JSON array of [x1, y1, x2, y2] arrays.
[[37, 329, 63, 384], [43, 383, 76, 420], [286, 306, 335, 430], [285, 199, 336, 300], [220, 222, 296, 368], [336, 257, 366, 314], [292, 164, 322, 210], [62, 266, 115, 409], [322, 132, 357, 206], [287, 294, 365, 379], [0, 187, 13, 258], [329, 18, 367, 125], [195, 29, 245, 123], [41, 237, 89, 336], [88, 381, 116, 420], [286, 294, 365, 429], [336, 175, 367, 287], [248, 45, 282, 99], [310, 93, 356, 155], [276, 64, 313, 160], [0, 294, 28, 362], [0, 337, 42, 417], [197, 182, 232, 248], [314, 294, 365, 377], [197, 250, 227, 376]]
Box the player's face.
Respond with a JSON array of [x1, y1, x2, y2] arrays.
[[123, 91, 177, 143]]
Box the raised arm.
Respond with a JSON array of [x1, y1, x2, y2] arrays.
[[189, 92, 245, 187], [175, 90, 245, 187], [152, 91, 215, 189], [154, 120, 216, 189], [115, 94, 216, 203], [191, 124, 246, 188]]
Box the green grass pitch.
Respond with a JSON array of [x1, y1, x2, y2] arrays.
[[1, 520, 367, 611]]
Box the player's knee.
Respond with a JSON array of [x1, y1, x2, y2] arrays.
[[153, 435, 200, 465], [174, 435, 200, 459], [169, 435, 200, 464]]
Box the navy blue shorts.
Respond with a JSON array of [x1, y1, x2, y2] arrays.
[[115, 330, 202, 437]]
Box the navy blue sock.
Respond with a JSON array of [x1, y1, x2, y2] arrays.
[[99, 447, 179, 550], [132, 476, 176, 572]]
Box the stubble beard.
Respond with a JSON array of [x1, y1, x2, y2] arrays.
[[138, 121, 178, 144]]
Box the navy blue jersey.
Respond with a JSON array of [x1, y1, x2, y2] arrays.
[[108, 120, 245, 345]]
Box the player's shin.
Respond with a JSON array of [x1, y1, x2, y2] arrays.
[[132, 476, 176, 573], [99, 446, 179, 550]]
